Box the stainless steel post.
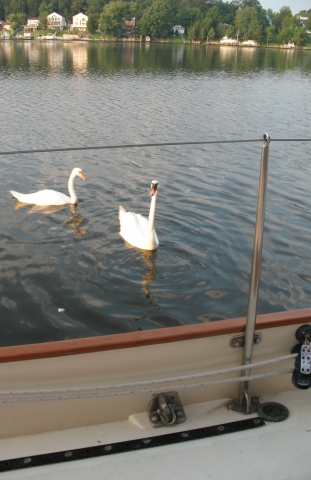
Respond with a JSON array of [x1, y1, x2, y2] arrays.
[[238, 133, 270, 406]]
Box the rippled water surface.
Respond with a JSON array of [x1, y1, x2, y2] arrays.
[[0, 41, 311, 346]]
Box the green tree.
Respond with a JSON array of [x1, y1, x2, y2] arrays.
[[266, 8, 275, 21], [273, 6, 292, 31], [216, 21, 225, 38], [292, 24, 308, 45], [277, 14, 294, 44], [306, 10, 311, 30], [125, 0, 152, 23], [176, 7, 202, 29], [207, 26, 214, 40], [187, 19, 200, 40], [266, 24, 275, 45], [58, 0, 72, 21], [99, 1, 125, 37], [86, 0, 106, 20], [226, 25, 236, 37], [277, 13, 308, 45], [8, 12, 27, 28], [205, 5, 220, 27], [7, 0, 26, 15], [235, 6, 267, 42], [199, 16, 212, 39], [138, 0, 173, 38], [38, 1, 50, 29], [26, 0, 40, 16], [71, 0, 87, 15], [87, 12, 97, 31]]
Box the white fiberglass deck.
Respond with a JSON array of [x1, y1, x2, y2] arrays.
[[1, 389, 310, 480]]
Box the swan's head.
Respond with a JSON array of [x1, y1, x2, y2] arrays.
[[150, 180, 159, 196], [73, 168, 86, 181]]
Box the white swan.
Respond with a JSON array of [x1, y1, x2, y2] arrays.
[[119, 180, 159, 251], [10, 168, 86, 206]]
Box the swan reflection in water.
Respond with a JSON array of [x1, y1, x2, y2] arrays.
[[13, 202, 87, 237], [13, 202, 66, 214], [140, 250, 160, 310], [65, 205, 87, 238]]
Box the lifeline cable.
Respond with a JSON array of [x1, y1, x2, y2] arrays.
[[0, 353, 297, 397], [0, 368, 293, 403], [0, 137, 310, 156]]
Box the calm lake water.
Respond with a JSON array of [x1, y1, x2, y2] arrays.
[[0, 41, 311, 346]]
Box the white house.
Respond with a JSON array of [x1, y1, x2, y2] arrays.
[[173, 25, 185, 35], [2, 22, 12, 32], [71, 13, 88, 31], [296, 14, 309, 29], [26, 17, 40, 29], [47, 12, 66, 30], [24, 17, 40, 33]]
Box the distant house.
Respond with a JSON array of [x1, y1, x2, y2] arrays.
[[122, 17, 135, 36], [3, 22, 12, 32], [173, 25, 185, 35], [47, 12, 66, 30], [296, 14, 308, 28], [71, 13, 88, 31], [223, 23, 230, 33], [25, 17, 40, 32]]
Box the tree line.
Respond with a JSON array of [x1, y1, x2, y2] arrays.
[[1, 0, 311, 46]]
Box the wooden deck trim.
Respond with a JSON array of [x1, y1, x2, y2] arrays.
[[0, 308, 310, 363]]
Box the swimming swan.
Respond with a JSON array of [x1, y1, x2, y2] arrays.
[[119, 180, 159, 251], [10, 168, 86, 206]]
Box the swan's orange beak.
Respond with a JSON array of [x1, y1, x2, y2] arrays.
[[150, 186, 157, 196], [79, 171, 86, 181]]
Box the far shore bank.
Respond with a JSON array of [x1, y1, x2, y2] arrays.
[[1, 36, 311, 50]]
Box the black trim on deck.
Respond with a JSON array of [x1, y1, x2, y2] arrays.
[[0, 418, 264, 472]]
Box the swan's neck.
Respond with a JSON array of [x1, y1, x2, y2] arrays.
[[148, 194, 157, 232], [68, 171, 77, 204]]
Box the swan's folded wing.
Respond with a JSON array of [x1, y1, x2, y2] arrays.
[[10, 189, 70, 206], [120, 211, 146, 231], [134, 213, 149, 230], [119, 210, 158, 251]]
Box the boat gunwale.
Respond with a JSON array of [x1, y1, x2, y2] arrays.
[[0, 308, 310, 363]]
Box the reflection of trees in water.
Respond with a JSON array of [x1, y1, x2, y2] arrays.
[[1, 42, 310, 75]]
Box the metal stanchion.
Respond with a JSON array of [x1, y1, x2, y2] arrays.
[[227, 133, 270, 414]]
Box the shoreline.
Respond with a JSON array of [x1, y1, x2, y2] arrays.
[[1, 37, 311, 50]]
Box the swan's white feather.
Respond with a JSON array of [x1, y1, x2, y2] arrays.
[[10, 190, 71, 206], [119, 181, 159, 251], [10, 168, 86, 206]]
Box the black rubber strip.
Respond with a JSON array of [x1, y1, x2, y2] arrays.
[[0, 417, 264, 472]]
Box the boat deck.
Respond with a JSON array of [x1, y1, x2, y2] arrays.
[[1, 388, 310, 480]]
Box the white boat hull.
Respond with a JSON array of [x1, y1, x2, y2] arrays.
[[0, 309, 310, 478]]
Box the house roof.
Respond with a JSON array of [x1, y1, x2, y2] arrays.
[[73, 12, 88, 18], [47, 12, 64, 18]]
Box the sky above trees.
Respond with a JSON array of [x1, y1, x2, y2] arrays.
[[260, 0, 310, 15]]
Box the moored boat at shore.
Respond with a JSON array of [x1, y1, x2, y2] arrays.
[[281, 41, 295, 49], [220, 35, 238, 45], [241, 39, 258, 47]]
